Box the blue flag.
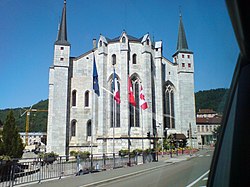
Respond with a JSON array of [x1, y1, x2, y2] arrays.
[[93, 55, 100, 96]]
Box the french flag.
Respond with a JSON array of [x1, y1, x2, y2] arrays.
[[113, 69, 121, 104], [140, 85, 148, 110]]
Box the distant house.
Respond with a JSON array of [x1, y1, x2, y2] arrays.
[[19, 132, 47, 146], [196, 109, 222, 147]]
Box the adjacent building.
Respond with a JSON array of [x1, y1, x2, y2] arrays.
[[196, 109, 222, 147], [47, 1, 196, 156]]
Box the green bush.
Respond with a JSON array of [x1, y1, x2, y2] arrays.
[[119, 149, 129, 157], [70, 150, 90, 160]]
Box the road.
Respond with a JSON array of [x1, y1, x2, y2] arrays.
[[25, 149, 213, 187], [95, 150, 212, 187]]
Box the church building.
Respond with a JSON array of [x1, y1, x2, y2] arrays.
[[46, 1, 196, 156]]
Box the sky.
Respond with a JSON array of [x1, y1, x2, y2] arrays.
[[0, 0, 239, 109]]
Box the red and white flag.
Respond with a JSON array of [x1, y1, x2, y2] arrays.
[[113, 69, 121, 104], [140, 85, 148, 110], [128, 76, 136, 106]]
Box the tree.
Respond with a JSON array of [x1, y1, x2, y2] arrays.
[[0, 111, 24, 158]]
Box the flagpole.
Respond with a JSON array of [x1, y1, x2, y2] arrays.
[[91, 52, 95, 171], [112, 66, 115, 168], [141, 107, 144, 151]]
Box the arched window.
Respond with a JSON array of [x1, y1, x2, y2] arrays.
[[146, 39, 149, 45], [85, 91, 89, 107], [71, 120, 76, 137], [87, 120, 91, 136], [163, 83, 175, 129], [132, 54, 137, 64], [112, 54, 116, 65], [129, 76, 140, 127], [72, 90, 77, 107], [99, 40, 102, 47], [122, 36, 126, 43], [110, 76, 120, 128]]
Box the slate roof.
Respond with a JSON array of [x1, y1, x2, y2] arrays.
[[55, 1, 70, 46]]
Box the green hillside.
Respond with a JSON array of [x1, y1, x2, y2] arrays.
[[0, 88, 229, 132], [0, 100, 48, 132], [195, 88, 229, 114]]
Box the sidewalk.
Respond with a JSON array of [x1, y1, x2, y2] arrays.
[[24, 152, 198, 187]]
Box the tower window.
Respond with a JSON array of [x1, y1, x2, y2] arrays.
[[132, 54, 137, 64], [187, 55, 190, 58], [72, 90, 77, 107], [156, 48, 158, 51], [188, 63, 191, 68], [99, 40, 102, 47], [112, 54, 116, 65], [182, 63, 185, 67], [60, 58, 64, 61], [85, 91, 89, 107], [146, 39, 149, 45], [87, 120, 91, 136], [60, 47, 64, 50], [122, 36, 126, 43], [182, 54, 185, 58], [71, 120, 76, 137]]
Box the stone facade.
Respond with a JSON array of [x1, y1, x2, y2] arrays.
[[46, 2, 196, 156]]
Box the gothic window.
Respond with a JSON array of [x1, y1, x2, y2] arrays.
[[110, 77, 120, 128], [122, 36, 126, 43], [87, 120, 91, 136], [163, 83, 175, 129], [132, 54, 137, 64], [72, 90, 77, 107], [99, 40, 102, 47], [112, 54, 116, 65], [129, 76, 140, 127], [188, 63, 191, 68], [85, 91, 89, 107], [146, 39, 149, 45], [71, 120, 76, 137]]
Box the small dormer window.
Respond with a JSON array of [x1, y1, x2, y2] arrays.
[[99, 41, 102, 47], [146, 39, 149, 45], [122, 36, 126, 43], [112, 54, 116, 65]]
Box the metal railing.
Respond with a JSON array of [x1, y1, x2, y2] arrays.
[[0, 153, 155, 187]]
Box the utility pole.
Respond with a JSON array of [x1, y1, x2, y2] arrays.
[[189, 123, 193, 156]]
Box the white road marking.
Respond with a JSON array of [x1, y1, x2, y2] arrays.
[[186, 170, 210, 187]]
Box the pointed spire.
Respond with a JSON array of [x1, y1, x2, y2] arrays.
[[176, 13, 189, 51], [55, 0, 70, 46]]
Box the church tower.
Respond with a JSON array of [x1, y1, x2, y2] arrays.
[[47, 0, 71, 156], [172, 14, 196, 137]]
